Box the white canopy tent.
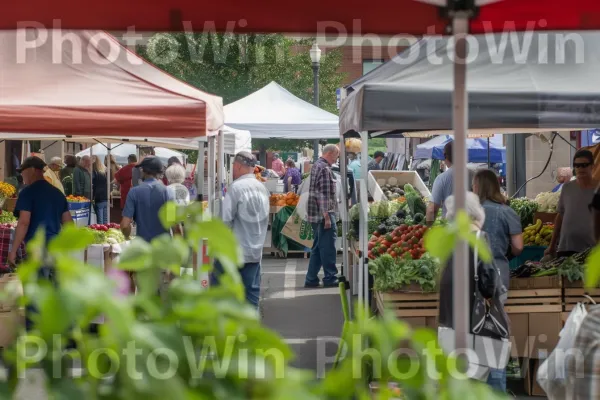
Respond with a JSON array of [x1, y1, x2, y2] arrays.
[[224, 81, 339, 139], [76, 144, 186, 166]]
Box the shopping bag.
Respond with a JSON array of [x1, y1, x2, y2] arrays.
[[281, 208, 314, 249], [537, 302, 588, 399]]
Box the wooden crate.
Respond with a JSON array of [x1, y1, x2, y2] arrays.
[[563, 279, 600, 311], [509, 276, 561, 290], [374, 285, 439, 318], [505, 288, 562, 313]]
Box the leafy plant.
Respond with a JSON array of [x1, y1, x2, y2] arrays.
[[369, 254, 440, 292], [0, 203, 505, 399]]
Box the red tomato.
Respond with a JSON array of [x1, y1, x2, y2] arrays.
[[368, 242, 376, 250], [392, 236, 401, 243], [389, 251, 397, 258], [382, 240, 392, 247], [373, 232, 381, 237]]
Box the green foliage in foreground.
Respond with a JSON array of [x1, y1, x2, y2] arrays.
[[0, 204, 506, 399]]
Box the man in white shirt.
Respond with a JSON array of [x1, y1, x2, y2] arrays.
[[213, 151, 270, 308]]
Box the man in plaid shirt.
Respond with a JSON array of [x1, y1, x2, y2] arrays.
[[305, 144, 340, 288]]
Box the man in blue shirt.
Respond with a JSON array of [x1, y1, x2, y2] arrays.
[[121, 156, 173, 242], [9, 156, 72, 265]]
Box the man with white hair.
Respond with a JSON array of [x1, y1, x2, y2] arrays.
[[165, 164, 190, 205], [305, 143, 340, 288], [43, 156, 65, 195], [212, 151, 270, 308]]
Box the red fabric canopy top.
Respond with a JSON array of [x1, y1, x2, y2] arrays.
[[2, 0, 600, 34], [0, 30, 223, 138]]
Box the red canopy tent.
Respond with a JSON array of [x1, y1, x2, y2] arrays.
[[1, 0, 599, 33], [0, 29, 223, 138]]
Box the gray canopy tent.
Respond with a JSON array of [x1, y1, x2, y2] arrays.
[[338, 30, 600, 337], [341, 31, 600, 135]]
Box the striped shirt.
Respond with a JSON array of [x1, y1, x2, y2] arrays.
[[566, 305, 600, 399], [307, 158, 337, 223]]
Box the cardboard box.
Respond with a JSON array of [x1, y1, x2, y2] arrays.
[[534, 212, 557, 224], [528, 312, 561, 359], [509, 276, 561, 290], [367, 170, 431, 202], [0, 274, 22, 312], [0, 309, 21, 347], [509, 313, 529, 358]]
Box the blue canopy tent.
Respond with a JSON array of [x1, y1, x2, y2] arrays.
[[414, 135, 506, 163]]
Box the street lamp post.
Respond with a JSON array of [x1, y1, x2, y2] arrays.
[[310, 43, 321, 163]]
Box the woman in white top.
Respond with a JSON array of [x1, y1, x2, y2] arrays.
[[165, 164, 190, 206]]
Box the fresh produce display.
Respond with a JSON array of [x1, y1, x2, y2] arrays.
[[89, 223, 120, 232], [508, 197, 538, 229], [367, 224, 428, 261], [85, 226, 126, 245], [0, 211, 17, 225], [67, 195, 90, 202], [254, 166, 267, 182], [534, 191, 560, 213], [380, 183, 405, 200], [270, 192, 299, 207], [344, 138, 362, 154], [523, 219, 554, 246], [510, 247, 591, 279], [0, 182, 16, 198], [369, 253, 440, 292]]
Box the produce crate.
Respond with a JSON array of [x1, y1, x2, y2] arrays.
[[367, 171, 431, 203], [2, 198, 16, 213], [374, 285, 439, 319], [509, 246, 547, 270], [509, 276, 561, 290], [505, 288, 562, 313], [534, 212, 557, 224], [562, 279, 600, 312]]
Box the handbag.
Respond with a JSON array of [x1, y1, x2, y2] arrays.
[[471, 231, 511, 339]]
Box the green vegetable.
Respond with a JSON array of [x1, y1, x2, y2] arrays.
[[413, 213, 425, 224], [558, 256, 585, 282], [403, 184, 426, 216], [349, 204, 360, 222], [509, 197, 539, 228], [0, 210, 16, 225], [369, 254, 439, 292]]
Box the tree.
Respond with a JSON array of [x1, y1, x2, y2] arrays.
[[137, 33, 344, 159]]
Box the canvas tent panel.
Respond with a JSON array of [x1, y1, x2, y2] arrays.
[[0, 30, 223, 138], [224, 82, 339, 139], [341, 31, 600, 135]]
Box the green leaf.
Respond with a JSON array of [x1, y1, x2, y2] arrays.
[[158, 201, 186, 230], [150, 234, 190, 274], [585, 245, 600, 289], [116, 239, 153, 271], [186, 219, 241, 281], [455, 210, 471, 234], [424, 227, 456, 263], [136, 269, 161, 296], [463, 231, 492, 263], [48, 224, 94, 254]]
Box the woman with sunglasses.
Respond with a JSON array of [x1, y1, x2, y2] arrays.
[[545, 150, 597, 258]]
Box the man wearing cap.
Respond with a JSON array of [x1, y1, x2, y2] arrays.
[[43, 156, 66, 195], [271, 153, 286, 178], [8, 156, 72, 265], [212, 151, 270, 308], [120, 156, 174, 243]]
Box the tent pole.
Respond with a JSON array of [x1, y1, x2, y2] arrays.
[[217, 130, 225, 219], [359, 131, 369, 317], [207, 136, 216, 215], [487, 137, 491, 168], [339, 136, 352, 318], [107, 144, 111, 223], [197, 141, 205, 202], [451, 13, 470, 359], [90, 145, 94, 226]]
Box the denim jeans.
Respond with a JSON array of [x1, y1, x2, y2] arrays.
[[211, 261, 261, 308], [305, 212, 338, 286], [94, 201, 108, 224], [486, 367, 506, 393]]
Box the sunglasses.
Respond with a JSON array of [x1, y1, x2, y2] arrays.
[[573, 162, 592, 169]]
